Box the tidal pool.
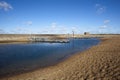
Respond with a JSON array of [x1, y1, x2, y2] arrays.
[[0, 38, 100, 77]]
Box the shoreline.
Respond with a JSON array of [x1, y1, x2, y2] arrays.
[[0, 35, 120, 80], [0, 38, 100, 78], [0, 34, 119, 44]]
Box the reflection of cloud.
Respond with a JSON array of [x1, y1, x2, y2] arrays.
[[0, 1, 13, 11], [95, 4, 106, 14]]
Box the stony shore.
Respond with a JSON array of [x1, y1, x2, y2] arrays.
[[0, 35, 120, 80]]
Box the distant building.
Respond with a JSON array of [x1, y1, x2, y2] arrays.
[[84, 32, 90, 35]]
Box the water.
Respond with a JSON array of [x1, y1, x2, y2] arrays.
[[0, 38, 100, 77]]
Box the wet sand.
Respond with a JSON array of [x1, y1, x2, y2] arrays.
[[0, 35, 120, 80]]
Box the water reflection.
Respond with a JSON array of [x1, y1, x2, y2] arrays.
[[0, 38, 100, 77]]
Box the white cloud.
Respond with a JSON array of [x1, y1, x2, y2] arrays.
[[99, 19, 111, 31], [12, 23, 80, 34], [26, 21, 33, 26], [99, 20, 110, 29], [41, 23, 81, 34], [71, 26, 80, 34], [13, 27, 32, 34], [40, 23, 70, 34], [95, 4, 106, 14], [0, 1, 13, 11], [0, 29, 5, 33], [72, 27, 78, 31], [100, 25, 107, 29], [51, 22, 57, 28], [104, 20, 110, 24]]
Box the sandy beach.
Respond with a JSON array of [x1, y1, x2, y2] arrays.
[[0, 35, 120, 80]]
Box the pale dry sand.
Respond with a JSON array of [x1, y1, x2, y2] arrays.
[[0, 36, 120, 80]]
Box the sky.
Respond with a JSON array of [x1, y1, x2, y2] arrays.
[[0, 0, 120, 34]]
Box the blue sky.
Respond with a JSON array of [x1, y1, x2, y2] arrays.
[[0, 0, 120, 34]]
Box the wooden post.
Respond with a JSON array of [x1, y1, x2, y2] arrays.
[[72, 31, 74, 38]]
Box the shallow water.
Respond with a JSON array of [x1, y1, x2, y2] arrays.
[[0, 38, 100, 77]]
